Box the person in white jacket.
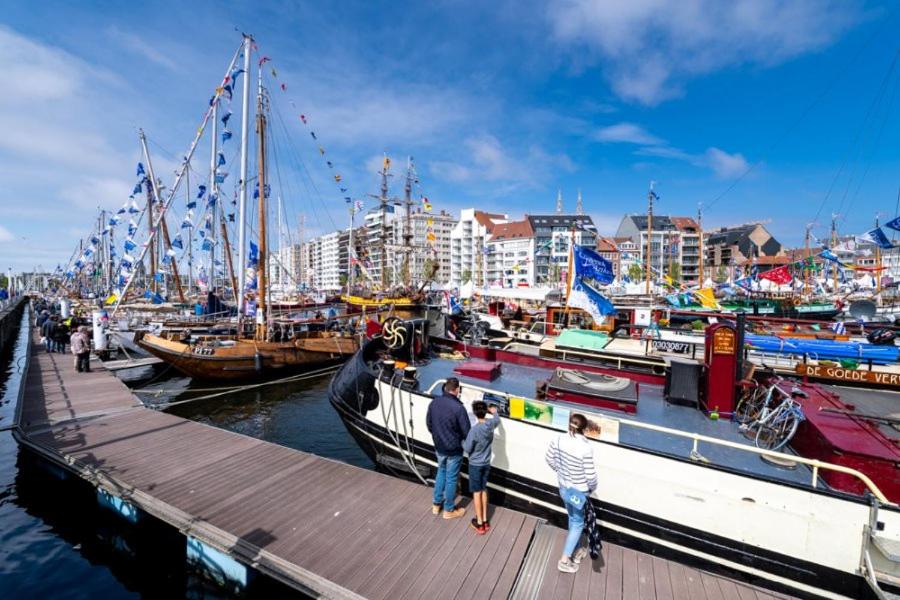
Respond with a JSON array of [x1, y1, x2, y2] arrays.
[[545, 413, 597, 573]]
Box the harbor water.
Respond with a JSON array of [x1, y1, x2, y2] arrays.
[[0, 308, 373, 598]]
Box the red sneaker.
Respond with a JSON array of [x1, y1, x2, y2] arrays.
[[470, 518, 486, 535]]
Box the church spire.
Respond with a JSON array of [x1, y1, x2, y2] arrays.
[[576, 189, 583, 215], [556, 189, 563, 214]]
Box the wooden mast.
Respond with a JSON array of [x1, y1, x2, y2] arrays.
[[402, 157, 414, 288], [139, 129, 185, 303], [379, 155, 390, 290], [145, 177, 156, 293], [255, 81, 268, 340], [220, 219, 239, 306]]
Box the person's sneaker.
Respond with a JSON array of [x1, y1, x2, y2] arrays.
[[573, 547, 588, 564], [442, 506, 466, 519], [432, 504, 442, 515], [557, 558, 579, 573], [470, 518, 486, 534]]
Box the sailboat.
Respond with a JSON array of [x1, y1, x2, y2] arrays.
[[137, 35, 360, 380], [342, 157, 427, 313]]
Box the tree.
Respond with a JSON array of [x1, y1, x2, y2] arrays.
[[0, 275, 7, 289], [668, 263, 682, 284], [462, 269, 472, 283], [715, 265, 727, 283], [423, 258, 439, 282], [627, 263, 643, 281], [549, 264, 561, 285]]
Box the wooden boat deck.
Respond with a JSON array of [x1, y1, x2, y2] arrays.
[[15, 332, 794, 599]]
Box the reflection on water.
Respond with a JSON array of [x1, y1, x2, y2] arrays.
[[163, 372, 374, 470]]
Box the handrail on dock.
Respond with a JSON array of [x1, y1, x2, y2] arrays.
[[423, 378, 893, 504]]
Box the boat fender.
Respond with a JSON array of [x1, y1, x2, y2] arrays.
[[254, 352, 263, 372]]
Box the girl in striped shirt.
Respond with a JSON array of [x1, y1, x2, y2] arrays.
[[545, 413, 598, 573]]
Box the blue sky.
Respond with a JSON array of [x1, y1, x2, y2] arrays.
[[2, 0, 899, 273]]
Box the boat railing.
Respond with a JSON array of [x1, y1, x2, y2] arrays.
[[546, 344, 669, 371], [423, 378, 893, 504]]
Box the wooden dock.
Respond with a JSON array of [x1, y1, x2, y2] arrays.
[[14, 330, 795, 599]]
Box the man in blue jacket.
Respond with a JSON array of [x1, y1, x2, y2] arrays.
[[426, 377, 470, 519]]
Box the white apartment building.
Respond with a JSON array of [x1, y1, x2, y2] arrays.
[[615, 215, 702, 286], [363, 205, 398, 287], [527, 215, 598, 286], [450, 209, 507, 288], [486, 220, 536, 288], [400, 210, 456, 286], [269, 243, 305, 290], [359, 205, 456, 288]]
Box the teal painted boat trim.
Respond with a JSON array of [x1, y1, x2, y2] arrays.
[[96, 488, 139, 523], [186, 535, 249, 591]]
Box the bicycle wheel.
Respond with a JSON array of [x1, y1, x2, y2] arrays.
[[754, 423, 780, 450], [771, 411, 801, 451], [755, 412, 798, 451], [735, 387, 765, 426]]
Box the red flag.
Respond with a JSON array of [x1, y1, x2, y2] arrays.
[[759, 265, 792, 285]]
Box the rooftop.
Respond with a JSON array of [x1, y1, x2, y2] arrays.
[[474, 210, 506, 233], [489, 219, 534, 241], [596, 237, 620, 252]]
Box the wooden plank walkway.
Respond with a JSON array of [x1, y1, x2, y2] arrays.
[[526, 531, 796, 600], [15, 332, 796, 599]]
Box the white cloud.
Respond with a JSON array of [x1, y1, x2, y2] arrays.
[[106, 26, 179, 71], [595, 122, 662, 145], [429, 134, 574, 192], [704, 147, 749, 179], [0, 26, 144, 271], [63, 176, 136, 211], [602, 123, 750, 179], [0, 225, 13, 243], [548, 0, 859, 104]]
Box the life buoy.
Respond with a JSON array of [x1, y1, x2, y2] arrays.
[[792, 296, 802, 306]]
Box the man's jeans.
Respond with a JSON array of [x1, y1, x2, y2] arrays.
[[559, 486, 587, 558], [433, 452, 463, 511]]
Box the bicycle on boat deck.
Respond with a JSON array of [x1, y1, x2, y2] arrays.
[[734, 373, 806, 452]]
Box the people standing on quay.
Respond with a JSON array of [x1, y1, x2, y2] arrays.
[[462, 400, 500, 534], [51, 316, 70, 354], [71, 326, 91, 373], [41, 314, 56, 352], [545, 413, 598, 573], [426, 377, 470, 519]]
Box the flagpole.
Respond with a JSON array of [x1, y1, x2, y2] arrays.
[[645, 183, 654, 295], [831, 214, 838, 293], [697, 203, 704, 286], [875, 214, 882, 294], [563, 224, 575, 325]]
